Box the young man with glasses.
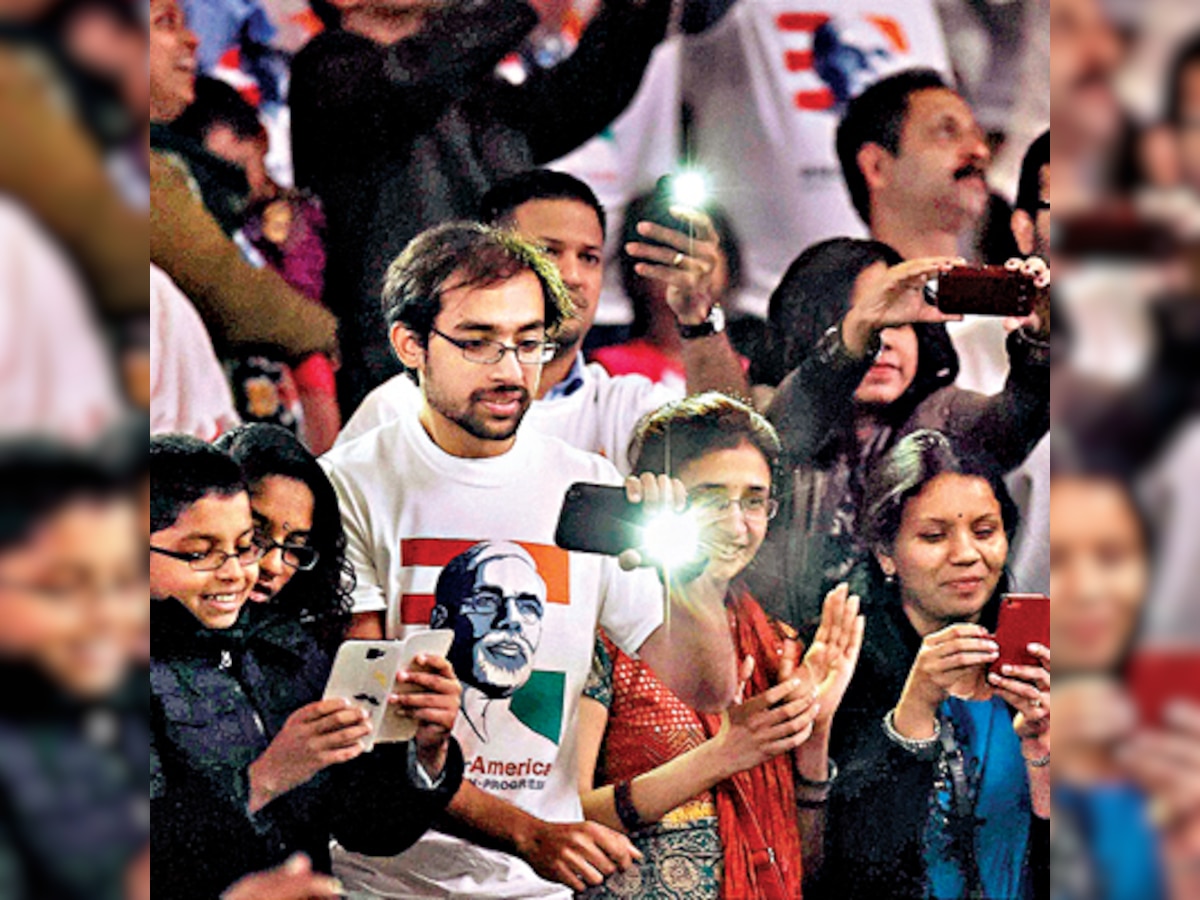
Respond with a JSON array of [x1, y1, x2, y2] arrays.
[[337, 170, 749, 474], [321, 221, 740, 899]]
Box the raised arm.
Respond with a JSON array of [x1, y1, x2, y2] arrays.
[[494, 0, 673, 164], [150, 154, 339, 363], [767, 257, 961, 466], [624, 209, 750, 399]]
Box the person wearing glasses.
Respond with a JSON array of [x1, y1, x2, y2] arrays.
[[0, 439, 147, 900], [574, 393, 863, 900], [214, 423, 347, 655], [321, 222, 742, 899], [149, 433, 463, 900], [336, 170, 749, 476], [430, 541, 548, 745]]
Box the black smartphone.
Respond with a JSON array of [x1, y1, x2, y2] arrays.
[[931, 265, 1035, 317], [641, 175, 694, 245], [554, 482, 641, 557]]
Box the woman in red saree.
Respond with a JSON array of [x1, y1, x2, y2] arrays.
[[575, 393, 864, 899]]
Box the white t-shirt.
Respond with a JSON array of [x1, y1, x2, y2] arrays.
[[336, 361, 680, 474], [321, 411, 666, 899], [681, 0, 950, 317], [149, 264, 241, 441]]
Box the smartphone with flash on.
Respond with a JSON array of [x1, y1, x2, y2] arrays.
[[555, 482, 643, 557]]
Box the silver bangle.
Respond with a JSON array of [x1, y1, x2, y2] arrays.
[[1027, 753, 1051, 768], [882, 708, 941, 756]]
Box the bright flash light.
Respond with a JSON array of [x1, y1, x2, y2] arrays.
[[640, 508, 702, 571], [671, 171, 708, 210]]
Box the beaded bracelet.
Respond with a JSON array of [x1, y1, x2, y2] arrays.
[[1027, 753, 1051, 768]]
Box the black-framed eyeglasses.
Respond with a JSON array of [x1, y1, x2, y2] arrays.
[[431, 328, 557, 365], [150, 543, 265, 572], [253, 534, 320, 571]]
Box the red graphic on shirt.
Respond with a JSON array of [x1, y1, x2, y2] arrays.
[[398, 538, 570, 626], [774, 11, 909, 111]]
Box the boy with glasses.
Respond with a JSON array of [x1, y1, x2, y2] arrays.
[[150, 433, 462, 900]]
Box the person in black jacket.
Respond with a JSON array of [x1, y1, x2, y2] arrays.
[[289, 0, 673, 412], [149, 433, 463, 900], [0, 439, 148, 900], [818, 430, 1049, 900], [745, 238, 1050, 627]]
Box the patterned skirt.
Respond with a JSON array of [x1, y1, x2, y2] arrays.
[[576, 811, 722, 900]]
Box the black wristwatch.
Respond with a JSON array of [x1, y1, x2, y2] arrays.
[[677, 304, 726, 340]]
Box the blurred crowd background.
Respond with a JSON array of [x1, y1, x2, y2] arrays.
[[0, 0, 1198, 894]]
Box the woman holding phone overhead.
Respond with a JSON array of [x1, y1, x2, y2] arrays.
[[819, 429, 1050, 900]]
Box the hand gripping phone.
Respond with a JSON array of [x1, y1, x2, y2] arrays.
[[988, 593, 1050, 678], [930, 265, 1036, 317]]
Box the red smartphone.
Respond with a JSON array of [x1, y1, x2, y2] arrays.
[[1127, 650, 1200, 728], [932, 265, 1035, 317], [989, 593, 1050, 678]]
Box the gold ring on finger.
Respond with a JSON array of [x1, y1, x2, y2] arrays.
[[672, 251, 685, 267]]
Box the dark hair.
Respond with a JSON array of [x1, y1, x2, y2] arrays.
[[1048, 443, 1154, 555], [836, 68, 950, 224], [0, 439, 125, 555], [150, 434, 247, 534], [381, 220, 575, 350], [862, 430, 1019, 555], [629, 392, 781, 482], [308, 0, 341, 30], [762, 237, 902, 387], [480, 170, 607, 238], [214, 424, 354, 647], [172, 76, 265, 145], [619, 192, 743, 338], [1015, 131, 1050, 216], [1167, 32, 1200, 126], [94, 413, 149, 489]]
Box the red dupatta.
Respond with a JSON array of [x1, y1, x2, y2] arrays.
[[699, 588, 804, 900]]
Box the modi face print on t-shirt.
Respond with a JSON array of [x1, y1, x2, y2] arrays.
[[399, 537, 571, 798]]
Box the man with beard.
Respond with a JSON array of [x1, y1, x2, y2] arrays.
[[432, 542, 549, 745], [320, 221, 740, 899], [335, 170, 748, 474]]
